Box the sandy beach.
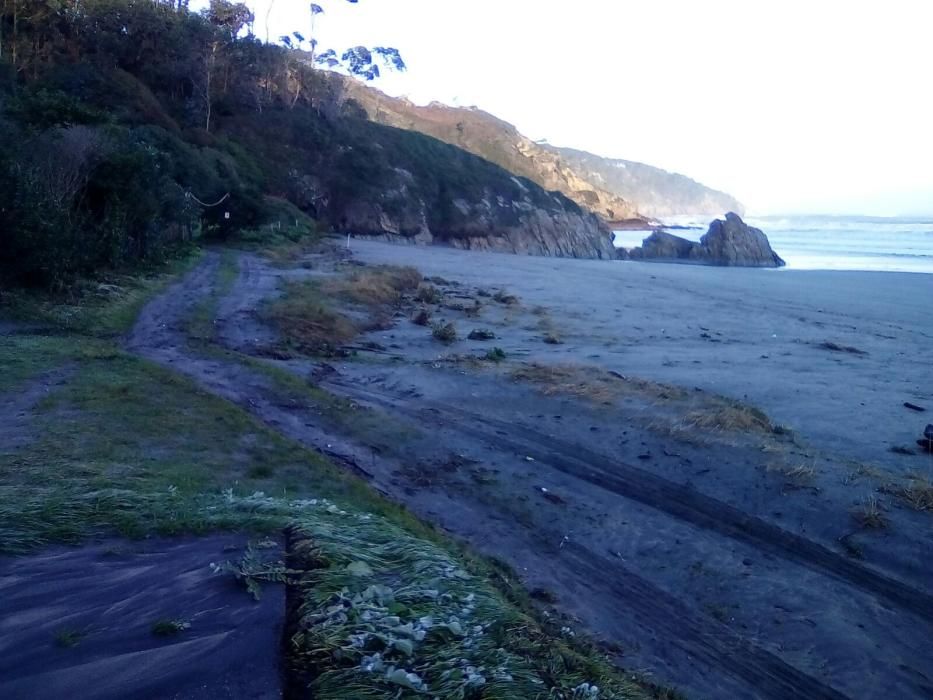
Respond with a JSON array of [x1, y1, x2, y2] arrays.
[[164, 239, 931, 698], [6, 240, 931, 699], [351, 240, 933, 470]]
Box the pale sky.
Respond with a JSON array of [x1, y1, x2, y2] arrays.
[[227, 0, 933, 216]]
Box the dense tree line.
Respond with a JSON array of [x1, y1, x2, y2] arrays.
[[0, 0, 402, 290]]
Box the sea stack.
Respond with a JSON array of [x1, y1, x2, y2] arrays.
[[629, 213, 786, 267], [691, 212, 786, 267]]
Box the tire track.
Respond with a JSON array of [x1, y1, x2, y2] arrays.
[[558, 542, 848, 700], [323, 380, 856, 699], [327, 380, 933, 624]]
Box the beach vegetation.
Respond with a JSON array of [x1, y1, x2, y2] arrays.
[[411, 307, 432, 326], [766, 461, 817, 487], [881, 474, 933, 513], [323, 266, 422, 308], [262, 281, 359, 356], [493, 289, 520, 305], [484, 347, 507, 363], [284, 507, 650, 699], [414, 282, 442, 304], [851, 496, 889, 530], [432, 321, 458, 344]]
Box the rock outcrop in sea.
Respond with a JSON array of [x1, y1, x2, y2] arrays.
[[628, 213, 785, 267]]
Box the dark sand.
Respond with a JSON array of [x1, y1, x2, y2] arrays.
[[349, 240, 933, 470], [0, 535, 284, 700]]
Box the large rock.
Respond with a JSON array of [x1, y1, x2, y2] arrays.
[[628, 213, 785, 267], [691, 212, 785, 267], [628, 230, 695, 261], [344, 188, 617, 259]]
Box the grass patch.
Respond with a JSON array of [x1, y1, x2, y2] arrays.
[[222, 350, 420, 452], [511, 363, 688, 405], [766, 461, 816, 487], [0, 334, 112, 393], [323, 266, 421, 308], [286, 507, 650, 699], [3, 251, 203, 338], [262, 281, 359, 356], [432, 321, 458, 344], [881, 474, 933, 512], [511, 363, 780, 448], [681, 403, 773, 434], [230, 200, 322, 266], [411, 307, 432, 326], [484, 347, 507, 363], [414, 283, 442, 304], [265, 265, 425, 357], [186, 250, 238, 344], [493, 289, 520, 306], [0, 346, 420, 553], [851, 496, 889, 530]]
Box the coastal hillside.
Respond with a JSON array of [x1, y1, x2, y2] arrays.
[[340, 80, 744, 222], [549, 146, 745, 219], [0, 2, 613, 292], [340, 80, 643, 222]]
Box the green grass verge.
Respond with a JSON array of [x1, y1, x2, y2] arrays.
[[0, 347, 426, 553], [2, 250, 204, 338], [287, 505, 649, 699], [0, 334, 112, 393]]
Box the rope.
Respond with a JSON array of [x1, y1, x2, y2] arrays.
[[186, 191, 230, 208]]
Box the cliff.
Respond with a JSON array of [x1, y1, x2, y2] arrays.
[[337, 80, 743, 223], [338, 80, 643, 223], [547, 147, 745, 219]]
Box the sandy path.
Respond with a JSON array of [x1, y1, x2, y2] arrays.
[[119, 247, 933, 700]]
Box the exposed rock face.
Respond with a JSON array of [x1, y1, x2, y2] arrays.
[[344, 189, 616, 259], [628, 213, 785, 267]]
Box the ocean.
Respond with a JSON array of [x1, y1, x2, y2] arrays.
[[613, 215, 933, 274]]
